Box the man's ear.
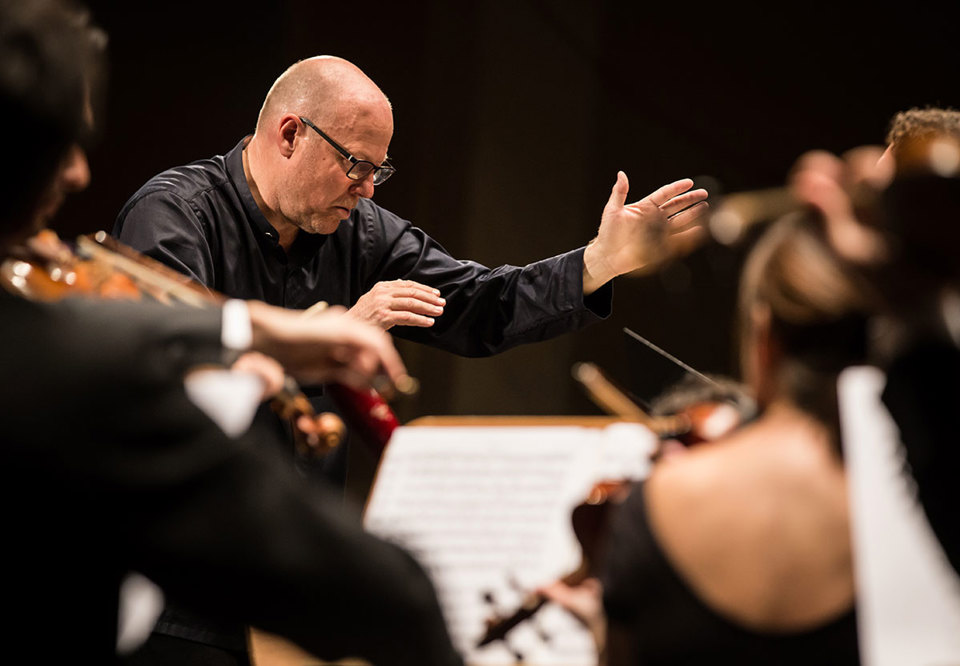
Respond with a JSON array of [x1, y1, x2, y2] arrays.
[[277, 115, 300, 158]]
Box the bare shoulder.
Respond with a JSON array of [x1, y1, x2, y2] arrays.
[[643, 410, 854, 629]]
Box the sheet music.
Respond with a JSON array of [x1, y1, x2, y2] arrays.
[[364, 424, 655, 665]]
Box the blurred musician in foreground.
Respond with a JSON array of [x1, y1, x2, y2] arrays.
[[0, 1, 461, 663], [544, 211, 873, 665], [793, 106, 960, 577]]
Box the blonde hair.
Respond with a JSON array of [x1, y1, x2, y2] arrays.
[[738, 213, 877, 430]]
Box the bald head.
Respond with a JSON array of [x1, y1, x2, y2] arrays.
[[257, 56, 391, 134], [245, 56, 395, 240]]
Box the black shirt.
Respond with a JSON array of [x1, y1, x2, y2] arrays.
[[114, 138, 612, 358], [881, 340, 960, 576]]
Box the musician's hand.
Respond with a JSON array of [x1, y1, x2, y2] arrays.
[[348, 280, 445, 330], [231, 351, 285, 401], [790, 147, 892, 266], [582, 173, 708, 294], [246, 301, 410, 390], [538, 578, 606, 654]]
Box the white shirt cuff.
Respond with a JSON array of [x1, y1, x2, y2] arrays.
[[221, 299, 253, 351]]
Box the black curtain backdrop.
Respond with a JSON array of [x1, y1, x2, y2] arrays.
[[68, 1, 960, 420]]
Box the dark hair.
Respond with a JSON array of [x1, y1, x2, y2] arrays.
[[0, 0, 105, 234], [738, 213, 877, 438], [650, 373, 757, 424]]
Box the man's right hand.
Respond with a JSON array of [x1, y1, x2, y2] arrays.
[[348, 279, 445, 330]]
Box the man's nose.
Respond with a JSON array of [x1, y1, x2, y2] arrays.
[[350, 174, 376, 199], [61, 145, 91, 191]]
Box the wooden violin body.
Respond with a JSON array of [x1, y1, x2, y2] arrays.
[[0, 230, 408, 458], [478, 365, 755, 648]]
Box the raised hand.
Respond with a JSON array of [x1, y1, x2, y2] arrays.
[[348, 279, 445, 330], [582, 173, 708, 294], [790, 147, 891, 266]]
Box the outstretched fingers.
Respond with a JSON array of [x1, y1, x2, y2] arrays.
[[659, 188, 709, 217], [644, 178, 695, 207], [667, 198, 709, 230]]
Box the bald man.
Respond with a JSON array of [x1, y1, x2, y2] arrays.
[[115, 56, 706, 355], [113, 58, 706, 661]]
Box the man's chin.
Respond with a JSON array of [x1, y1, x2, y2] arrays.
[[302, 217, 342, 236]]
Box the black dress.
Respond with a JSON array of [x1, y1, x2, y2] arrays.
[[601, 482, 860, 665]]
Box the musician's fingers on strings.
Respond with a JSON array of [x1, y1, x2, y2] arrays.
[[841, 145, 893, 188], [537, 578, 603, 626], [791, 159, 886, 265], [334, 332, 411, 396], [324, 364, 378, 392], [231, 351, 286, 399], [365, 330, 410, 392]]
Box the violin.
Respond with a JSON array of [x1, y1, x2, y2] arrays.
[[477, 362, 755, 649], [476, 479, 631, 649], [573, 362, 753, 449], [0, 229, 409, 457], [1, 229, 144, 302]]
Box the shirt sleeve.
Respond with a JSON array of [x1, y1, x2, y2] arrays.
[[35, 298, 463, 666], [357, 206, 614, 357], [114, 191, 217, 287], [220, 299, 252, 351]]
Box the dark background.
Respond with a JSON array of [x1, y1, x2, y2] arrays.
[[66, 1, 960, 420]]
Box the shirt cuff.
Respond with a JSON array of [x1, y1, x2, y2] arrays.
[[221, 299, 253, 351]]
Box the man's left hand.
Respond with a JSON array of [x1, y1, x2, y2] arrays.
[[582, 173, 708, 294]]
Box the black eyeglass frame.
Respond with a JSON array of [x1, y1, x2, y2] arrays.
[[298, 116, 396, 186]]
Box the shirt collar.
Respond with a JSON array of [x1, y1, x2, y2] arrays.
[[226, 137, 326, 262], [226, 137, 280, 244]]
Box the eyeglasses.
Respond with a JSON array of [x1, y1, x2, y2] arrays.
[[299, 116, 396, 186]]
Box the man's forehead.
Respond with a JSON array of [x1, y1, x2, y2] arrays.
[[327, 95, 393, 129], [326, 113, 393, 160]]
